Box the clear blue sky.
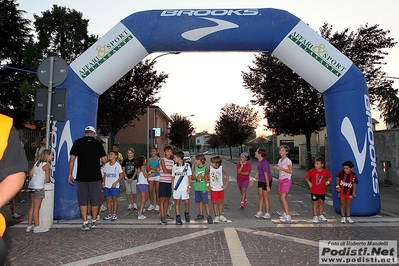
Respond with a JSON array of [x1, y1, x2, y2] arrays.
[[18, 0, 399, 135]]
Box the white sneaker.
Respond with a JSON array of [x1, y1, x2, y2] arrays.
[[262, 213, 271, 219], [214, 216, 220, 223], [341, 217, 346, 224], [280, 215, 292, 222], [318, 215, 328, 222], [154, 205, 160, 211], [147, 204, 154, 211], [128, 204, 132, 210], [346, 217, 354, 224], [33, 226, 49, 233], [87, 214, 92, 220], [254, 211, 262, 218], [26, 225, 34, 233], [133, 203, 138, 210], [100, 204, 107, 212], [96, 214, 100, 221], [12, 213, 21, 219], [313, 216, 319, 223], [138, 214, 147, 220], [279, 212, 287, 219], [219, 215, 227, 222]]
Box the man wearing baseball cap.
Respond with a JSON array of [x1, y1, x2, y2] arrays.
[[68, 125, 107, 230]]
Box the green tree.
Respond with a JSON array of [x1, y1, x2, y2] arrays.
[[168, 113, 195, 150], [209, 134, 221, 153], [33, 5, 97, 64], [97, 60, 168, 141], [215, 103, 260, 159], [0, 0, 33, 127], [243, 23, 397, 168]]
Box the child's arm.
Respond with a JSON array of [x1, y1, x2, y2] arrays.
[[249, 171, 259, 186], [222, 168, 229, 189], [305, 174, 313, 188], [335, 173, 341, 192], [102, 171, 106, 188], [29, 164, 35, 178], [43, 163, 51, 183], [160, 158, 172, 174], [264, 171, 270, 191], [113, 167, 124, 188], [205, 167, 211, 190], [352, 183, 357, 198]]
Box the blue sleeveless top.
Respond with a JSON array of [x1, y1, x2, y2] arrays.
[[149, 157, 160, 176]]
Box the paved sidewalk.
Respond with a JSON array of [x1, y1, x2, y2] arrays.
[[1, 154, 398, 265]]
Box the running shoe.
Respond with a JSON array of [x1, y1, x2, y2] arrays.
[[346, 217, 354, 224], [26, 225, 34, 233], [33, 226, 49, 233], [133, 203, 138, 210], [103, 214, 112, 220], [280, 215, 292, 222], [313, 216, 319, 223], [138, 214, 146, 220], [262, 213, 271, 219], [207, 216, 213, 224], [165, 214, 174, 220], [219, 215, 227, 222], [160, 217, 167, 225], [147, 204, 155, 211], [176, 215, 183, 225], [240, 202, 245, 208], [279, 212, 287, 219], [195, 214, 205, 221], [254, 211, 262, 218], [341, 217, 346, 224], [91, 221, 98, 229], [185, 212, 190, 222], [214, 216, 220, 224], [111, 214, 117, 221], [81, 223, 90, 231], [244, 199, 248, 206], [12, 213, 21, 219], [128, 204, 132, 210], [154, 205, 160, 211], [318, 215, 328, 222]]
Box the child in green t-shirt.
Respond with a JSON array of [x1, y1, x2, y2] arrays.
[[192, 153, 213, 224]]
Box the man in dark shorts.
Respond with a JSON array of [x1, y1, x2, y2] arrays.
[[68, 126, 107, 231], [0, 114, 28, 264]]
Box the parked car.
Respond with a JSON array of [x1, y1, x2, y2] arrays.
[[183, 151, 192, 166]]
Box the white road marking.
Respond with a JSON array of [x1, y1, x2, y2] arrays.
[[224, 227, 251, 266]]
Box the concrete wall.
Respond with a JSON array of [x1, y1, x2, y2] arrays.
[[374, 128, 399, 187]]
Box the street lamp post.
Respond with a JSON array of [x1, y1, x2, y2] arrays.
[[147, 52, 181, 156]]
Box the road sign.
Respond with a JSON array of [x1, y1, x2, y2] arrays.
[[37, 56, 68, 87]]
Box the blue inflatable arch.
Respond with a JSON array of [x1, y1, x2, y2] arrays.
[[52, 8, 380, 219]]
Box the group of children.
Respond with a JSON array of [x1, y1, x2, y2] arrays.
[[236, 145, 358, 224]]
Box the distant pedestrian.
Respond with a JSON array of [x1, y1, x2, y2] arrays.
[[336, 161, 358, 224], [192, 153, 213, 224], [68, 126, 107, 231], [207, 155, 229, 223], [171, 151, 192, 225], [250, 148, 272, 219], [26, 149, 53, 233], [110, 144, 123, 164], [122, 148, 137, 211], [147, 148, 160, 211], [237, 152, 252, 208], [102, 151, 124, 221], [135, 155, 152, 220], [305, 156, 332, 223], [0, 114, 28, 265], [158, 145, 174, 224], [273, 145, 293, 222]]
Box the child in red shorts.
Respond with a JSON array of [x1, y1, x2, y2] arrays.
[[336, 161, 358, 224], [206, 156, 229, 223]]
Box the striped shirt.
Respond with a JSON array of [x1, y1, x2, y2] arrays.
[[160, 157, 174, 183]]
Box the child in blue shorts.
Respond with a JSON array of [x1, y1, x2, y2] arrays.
[[192, 154, 213, 224], [102, 151, 124, 221]]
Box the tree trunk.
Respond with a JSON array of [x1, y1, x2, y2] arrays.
[[305, 132, 312, 170]]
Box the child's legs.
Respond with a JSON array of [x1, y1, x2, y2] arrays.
[[262, 189, 271, 213], [87, 200, 92, 215], [205, 203, 211, 216], [312, 200, 318, 216], [345, 198, 351, 216], [32, 198, 44, 226], [155, 181, 160, 206], [112, 196, 118, 214], [124, 179, 132, 204], [139, 192, 146, 215], [9, 198, 15, 214], [198, 202, 203, 215], [318, 198, 325, 215], [218, 201, 223, 215], [339, 197, 346, 216], [148, 180, 155, 205], [183, 199, 189, 213], [212, 202, 218, 216], [27, 199, 34, 225], [241, 187, 247, 202], [106, 196, 112, 215], [279, 193, 290, 214], [175, 199, 181, 215], [257, 187, 264, 212]]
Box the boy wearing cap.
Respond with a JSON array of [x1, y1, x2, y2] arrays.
[[68, 125, 107, 230]]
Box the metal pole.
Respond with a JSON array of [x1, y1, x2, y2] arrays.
[[45, 57, 55, 149], [147, 106, 150, 157]]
